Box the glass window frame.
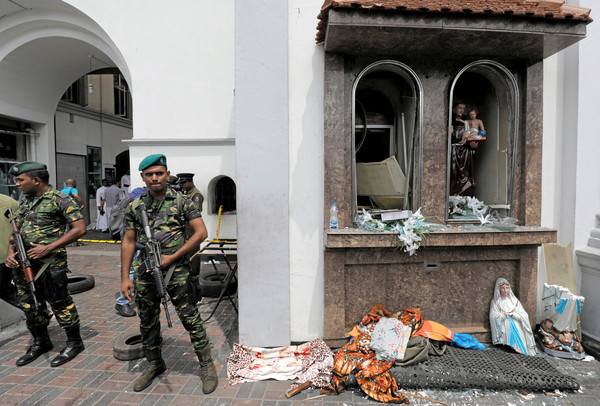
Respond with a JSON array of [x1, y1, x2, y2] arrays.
[[351, 60, 424, 220], [445, 60, 519, 222]]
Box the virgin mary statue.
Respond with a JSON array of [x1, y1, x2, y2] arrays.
[[489, 278, 537, 356]]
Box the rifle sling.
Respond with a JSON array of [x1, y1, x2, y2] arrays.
[[33, 253, 57, 281], [164, 263, 177, 286]]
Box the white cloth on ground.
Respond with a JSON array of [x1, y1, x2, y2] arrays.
[[541, 283, 584, 332], [227, 338, 333, 387]]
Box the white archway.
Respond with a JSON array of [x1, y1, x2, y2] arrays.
[[0, 1, 131, 185]]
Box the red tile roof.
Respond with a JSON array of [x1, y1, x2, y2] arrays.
[[316, 0, 592, 43]]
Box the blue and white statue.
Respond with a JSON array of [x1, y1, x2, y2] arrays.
[[489, 278, 537, 356]]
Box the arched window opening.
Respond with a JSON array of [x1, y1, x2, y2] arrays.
[[212, 176, 236, 214], [352, 61, 423, 218], [447, 61, 518, 221]]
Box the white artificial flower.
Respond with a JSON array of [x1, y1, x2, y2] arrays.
[[449, 195, 465, 206], [451, 205, 464, 214], [478, 212, 492, 225]]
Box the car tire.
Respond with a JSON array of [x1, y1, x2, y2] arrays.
[[113, 332, 144, 361], [199, 270, 237, 298], [67, 274, 95, 294]]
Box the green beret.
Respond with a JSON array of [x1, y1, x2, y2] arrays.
[[138, 154, 167, 171], [9, 161, 47, 176]]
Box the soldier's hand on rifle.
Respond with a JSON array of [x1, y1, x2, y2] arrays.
[[27, 243, 52, 260], [121, 278, 135, 302], [4, 251, 18, 269], [160, 253, 176, 270]]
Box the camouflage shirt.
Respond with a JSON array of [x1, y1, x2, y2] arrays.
[[183, 186, 204, 238], [125, 187, 201, 265], [17, 186, 83, 269]]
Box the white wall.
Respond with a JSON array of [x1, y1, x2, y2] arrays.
[[540, 1, 599, 329], [288, 0, 325, 341], [64, 0, 238, 250], [574, 1, 600, 337], [574, 4, 600, 257], [126, 141, 237, 239], [65, 0, 235, 141], [55, 111, 131, 159], [235, 0, 291, 346]]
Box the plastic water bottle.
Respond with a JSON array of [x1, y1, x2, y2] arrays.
[[329, 203, 338, 229]]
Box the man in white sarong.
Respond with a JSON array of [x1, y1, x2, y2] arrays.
[[95, 179, 109, 232], [101, 180, 125, 228], [489, 278, 537, 356]]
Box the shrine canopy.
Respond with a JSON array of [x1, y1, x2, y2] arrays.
[[316, 0, 592, 60]]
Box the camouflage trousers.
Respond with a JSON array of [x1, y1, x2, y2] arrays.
[[134, 263, 209, 351], [12, 267, 80, 331]]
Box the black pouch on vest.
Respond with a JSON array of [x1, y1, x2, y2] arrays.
[[50, 269, 69, 301], [34, 270, 56, 302]]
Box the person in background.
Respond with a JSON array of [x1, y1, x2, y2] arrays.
[[0, 194, 20, 307], [120, 154, 216, 393], [114, 186, 145, 318], [177, 173, 204, 286], [101, 180, 125, 228], [5, 161, 87, 367], [95, 179, 109, 232], [121, 169, 131, 193], [61, 179, 85, 210]]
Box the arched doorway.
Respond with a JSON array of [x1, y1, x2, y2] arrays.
[[352, 60, 423, 218], [446, 60, 519, 221], [0, 2, 133, 227], [0, 2, 131, 189]]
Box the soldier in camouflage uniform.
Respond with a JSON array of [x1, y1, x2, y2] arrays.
[[120, 154, 217, 393], [176, 173, 204, 300], [5, 161, 87, 367]]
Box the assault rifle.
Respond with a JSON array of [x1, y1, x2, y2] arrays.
[[5, 208, 39, 308], [135, 202, 173, 328]]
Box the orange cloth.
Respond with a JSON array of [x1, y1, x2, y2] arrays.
[[322, 336, 408, 404], [413, 320, 454, 342]]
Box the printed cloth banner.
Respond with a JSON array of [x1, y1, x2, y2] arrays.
[[370, 317, 412, 361]]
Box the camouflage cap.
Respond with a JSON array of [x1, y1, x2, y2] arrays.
[[9, 161, 47, 176], [138, 154, 167, 171]]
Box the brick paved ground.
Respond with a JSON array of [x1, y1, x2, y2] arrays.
[[0, 234, 599, 405]]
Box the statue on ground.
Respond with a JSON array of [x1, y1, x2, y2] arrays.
[[489, 278, 537, 356]]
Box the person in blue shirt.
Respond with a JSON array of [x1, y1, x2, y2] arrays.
[[60, 179, 85, 210], [114, 187, 146, 317]]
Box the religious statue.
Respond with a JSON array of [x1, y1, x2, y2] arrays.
[[489, 278, 537, 356], [450, 102, 479, 196], [537, 318, 585, 356], [461, 109, 486, 144]]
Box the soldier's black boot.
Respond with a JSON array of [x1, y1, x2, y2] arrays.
[[196, 346, 218, 394], [133, 348, 166, 392], [16, 326, 53, 367], [50, 325, 85, 367]]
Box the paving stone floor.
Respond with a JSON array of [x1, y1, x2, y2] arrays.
[[0, 235, 599, 405]]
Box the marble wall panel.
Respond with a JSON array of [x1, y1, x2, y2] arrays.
[[324, 250, 348, 339], [324, 247, 529, 340], [522, 62, 543, 225]]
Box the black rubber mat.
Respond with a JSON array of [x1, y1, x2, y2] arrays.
[[390, 346, 580, 391]]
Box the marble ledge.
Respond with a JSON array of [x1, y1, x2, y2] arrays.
[[325, 227, 557, 249]]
